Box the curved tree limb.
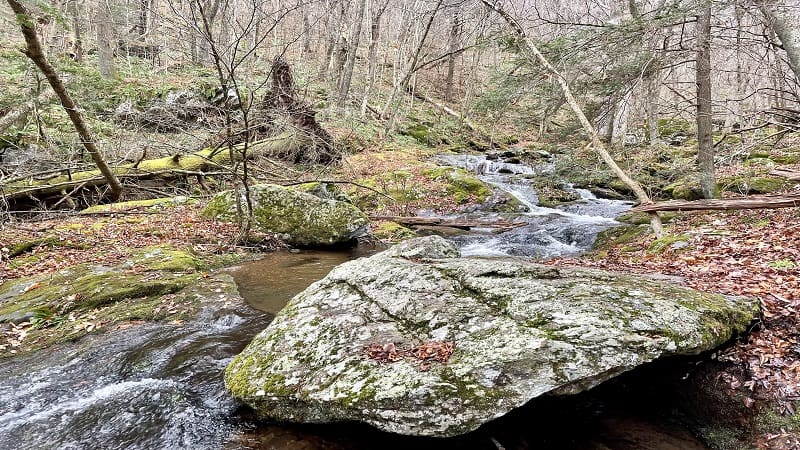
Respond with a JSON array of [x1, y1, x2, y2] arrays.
[[479, 0, 664, 236], [7, 0, 124, 201]]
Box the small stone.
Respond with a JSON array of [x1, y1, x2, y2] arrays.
[[670, 240, 690, 250]]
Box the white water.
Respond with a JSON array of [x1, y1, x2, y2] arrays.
[[434, 154, 632, 258]]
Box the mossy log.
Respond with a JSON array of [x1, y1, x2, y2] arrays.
[[2, 131, 306, 203]]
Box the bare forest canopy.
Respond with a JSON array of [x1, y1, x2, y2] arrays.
[[0, 0, 798, 213]]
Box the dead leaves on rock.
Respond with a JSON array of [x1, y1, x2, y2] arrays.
[[364, 341, 456, 370]]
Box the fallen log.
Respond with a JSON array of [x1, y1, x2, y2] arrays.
[[0, 88, 55, 133], [1, 131, 306, 203], [372, 215, 527, 231], [771, 168, 800, 182], [630, 193, 800, 213]]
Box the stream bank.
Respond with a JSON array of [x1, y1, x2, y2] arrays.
[[0, 150, 777, 449]]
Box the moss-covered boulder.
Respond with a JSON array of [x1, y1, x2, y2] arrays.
[[0, 245, 204, 355], [225, 236, 759, 438], [531, 180, 581, 207], [373, 221, 417, 242], [202, 184, 369, 246], [721, 176, 789, 195]]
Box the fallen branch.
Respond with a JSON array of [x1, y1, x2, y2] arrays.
[[2, 131, 306, 204], [371, 215, 527, 230], [406, 86, 480, 133], [630, 193, 800, 213], [771, 168, 800, 182]]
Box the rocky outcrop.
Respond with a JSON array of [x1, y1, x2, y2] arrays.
[[225, 236, 759, 437], [202, 184, 369, 247]]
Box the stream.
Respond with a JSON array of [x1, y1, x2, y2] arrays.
[[0, 155, 711, 450]]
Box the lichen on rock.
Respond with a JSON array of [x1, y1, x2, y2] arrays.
[[225, 236, 759, 437], [201, 184, 369, 247]]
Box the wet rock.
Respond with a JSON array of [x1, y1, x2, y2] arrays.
[[202, 184, 369, 247], [225, 236, 759, 437]]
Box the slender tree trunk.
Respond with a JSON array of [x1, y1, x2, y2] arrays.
[[318, 0, 336, 80], [136, 0, 149, 37], [69, 0, 84, 61], [96, 0, 116, 78], [645, 72, 662, 146], [445, 9, 460, 102], [479, 0, 663, 236], [696, 4, 717, 199], [611, 92, 632, 147], [302, 5, 312, 55], [758, 0, 800, 82], [384, 0, 445, 134], [337, 0, 367, 108], [7, 0, 123, 201], [360, 0, 388, 116]]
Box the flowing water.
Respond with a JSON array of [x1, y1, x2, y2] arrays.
[[0, 155, 710, 449], [433, 154, 632, 258]]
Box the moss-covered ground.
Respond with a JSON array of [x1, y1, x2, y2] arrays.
[[0, 202, 281, 357]]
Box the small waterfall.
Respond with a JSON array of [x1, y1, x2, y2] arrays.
[[434, 153, 632, 258]]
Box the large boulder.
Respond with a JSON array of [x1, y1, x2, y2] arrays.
[[202, 184, 369, 246], [225, 236, 759, 437]]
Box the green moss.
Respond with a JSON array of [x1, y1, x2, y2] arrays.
[[771, 154, 800, 164], [721, 176, 788, 195], [423, 167, 450, 180], [658, 118, 694, 136], [698, 424, 748, 450], [646, 234, 690, 255], [374, 221, 417, 242], [446, 169, 491, 204], [8, 237, 58, 257], [129, 245, 202, 272], [531, 180, 580, 207], [593, 225, 650, 251], [755, 406, 800, 435], [82, 196, 192, 214], [616, 212, 677, 225], [664, 179, 703, 201]]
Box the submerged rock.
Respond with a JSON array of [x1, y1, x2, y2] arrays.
[[202, 184, 369, 246], [225, 236, 759, 437]]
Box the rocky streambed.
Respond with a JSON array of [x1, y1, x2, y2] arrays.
[[226, 237, 759, 438], [0, 153, 762, 449]]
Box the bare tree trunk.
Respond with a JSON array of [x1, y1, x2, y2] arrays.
[[360, 0, 388, 116], [696, 4, 717, 199], [135, 0, 149, 37], [479, 0, 663, 236], [96, 0, 116, 78], [7, 0, 123, 201], [645, 71, 661, 146], [384, 0, 445, 134], [318, 0, 336, 80], [610, 91, 632, 147], [445, 9, 460, 102], [69, 0, 84, 61], [337, 0, 367, 108], [302, 5, 312, 55], [758, 0, 800, 82]]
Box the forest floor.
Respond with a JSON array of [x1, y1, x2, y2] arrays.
[[554, 207, 800, 448]]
